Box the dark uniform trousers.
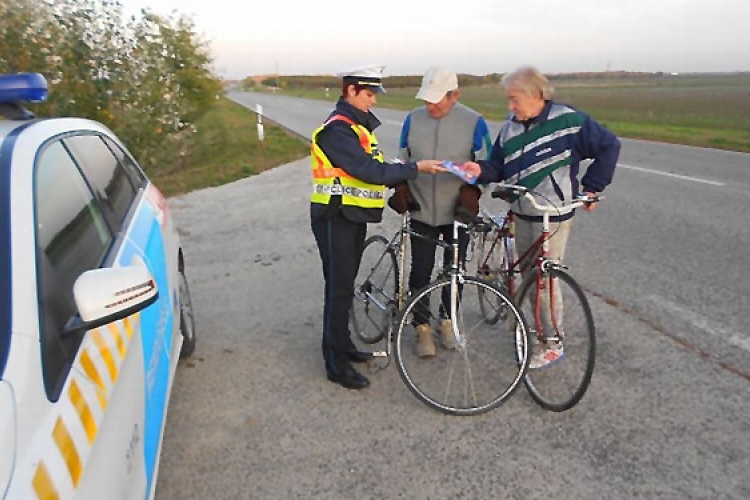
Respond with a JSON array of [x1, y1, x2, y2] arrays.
[[311, 210, 366, 373]]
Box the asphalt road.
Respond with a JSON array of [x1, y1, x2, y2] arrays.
[[154, 92, 750, 500]]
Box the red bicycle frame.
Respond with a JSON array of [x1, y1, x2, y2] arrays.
[[478, 210, 562, 340]]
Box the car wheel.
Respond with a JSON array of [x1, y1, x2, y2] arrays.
[[178, 268, 196, 358]]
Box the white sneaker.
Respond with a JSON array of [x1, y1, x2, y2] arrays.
[[414, 324, 436, 357], [439, 318, 457, 349], [529, 341, 564, 370]]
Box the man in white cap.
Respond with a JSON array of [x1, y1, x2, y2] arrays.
[[310, 64, 444, 389], [395, 67, 492, 357]]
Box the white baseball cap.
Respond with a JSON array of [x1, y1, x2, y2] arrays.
[[416, 67, 458, 104]]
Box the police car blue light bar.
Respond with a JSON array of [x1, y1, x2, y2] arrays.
[[0, 73, 48, 104]]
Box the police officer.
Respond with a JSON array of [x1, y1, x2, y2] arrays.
[[311, 65, 444, 389]]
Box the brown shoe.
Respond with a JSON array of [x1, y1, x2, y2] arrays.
[[414, 324, 436, 357], [440, 319, 457, 349]]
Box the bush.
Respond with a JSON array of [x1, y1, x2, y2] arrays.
[[0, 0, 222, 173]]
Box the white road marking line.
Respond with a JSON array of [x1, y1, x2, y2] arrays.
[[648, 295, 750, 352], [618, 163, 724, 186]]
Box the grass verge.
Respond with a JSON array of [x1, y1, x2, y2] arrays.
[[148, 97, 310, 197]]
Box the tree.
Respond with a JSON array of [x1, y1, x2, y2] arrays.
[[0, 0, 54, 73], [0, 0, 221, 170]]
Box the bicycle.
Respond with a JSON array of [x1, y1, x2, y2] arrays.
[[474, 184, 601, 412], [350, 210, 530, 416]]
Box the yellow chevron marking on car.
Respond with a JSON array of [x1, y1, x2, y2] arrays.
[[52, 418, 83, 486], [79, 349, 107, 410], [68, 379, 97, 444], [91, 328, 118, 383], [32, 462, 59, 500], [123, 315, 134, 339], [108, 322, 126, 357], [28, 314, 142, 499]]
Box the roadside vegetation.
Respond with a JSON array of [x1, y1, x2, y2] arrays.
[[1, 0, 222, 178], [2, 0, 310, 197], [148, 97, 309, 196]]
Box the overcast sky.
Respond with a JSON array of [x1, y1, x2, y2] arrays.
[[120, 0, 750, 79]]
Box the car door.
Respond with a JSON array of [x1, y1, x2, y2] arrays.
[[22, 135, 148, 500], [21, 129, 174, 500], [64, 132, 178, 500], [2, 120, 177, 500]]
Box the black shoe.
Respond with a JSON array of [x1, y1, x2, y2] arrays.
[[326, 364, 370, 390], [347, 350, 374, 363]]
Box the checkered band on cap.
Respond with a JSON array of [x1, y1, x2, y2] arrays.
[[337, 64, 387, 93]]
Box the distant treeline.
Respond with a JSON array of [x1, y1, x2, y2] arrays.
[[244, 71, 677, 90]]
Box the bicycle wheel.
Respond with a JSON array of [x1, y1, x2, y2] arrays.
[[394, 276, 529, 416], [477, 231, 512, 325], [515, 267, 595, 412], [350, 235, 398, 344]]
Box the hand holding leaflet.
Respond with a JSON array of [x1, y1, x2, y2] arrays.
[[442, 160, 477, 184]]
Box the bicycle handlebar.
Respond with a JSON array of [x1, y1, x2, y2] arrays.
[[490, 184, 604, 213]]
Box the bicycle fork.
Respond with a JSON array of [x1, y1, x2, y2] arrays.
[[447, 221, 469, 348]]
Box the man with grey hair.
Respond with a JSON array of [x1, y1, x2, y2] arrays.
[[396, 67, 492, 357], [464, 65, 620, 369]]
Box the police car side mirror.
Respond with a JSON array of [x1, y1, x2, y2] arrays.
[[64, 266, 159, 336]]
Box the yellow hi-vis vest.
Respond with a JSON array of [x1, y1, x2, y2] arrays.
[[310, 114, 386, 209]]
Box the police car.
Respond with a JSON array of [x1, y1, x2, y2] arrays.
[[0, 73, 196, 499]]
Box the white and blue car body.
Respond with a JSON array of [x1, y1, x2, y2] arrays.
[[0, 73, 196, 500]]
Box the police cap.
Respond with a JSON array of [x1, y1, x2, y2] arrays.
[[336, 64, 387, 93]]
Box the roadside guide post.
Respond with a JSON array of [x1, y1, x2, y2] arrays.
[[256, 103, 264, 141]]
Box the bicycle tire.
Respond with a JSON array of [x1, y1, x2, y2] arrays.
[[515, 267, 595, 412], [394, 276, 529, 416], [350, 235, 399, 344]]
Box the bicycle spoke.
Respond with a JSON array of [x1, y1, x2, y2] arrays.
[[394, 277, 528, 416], [475, 215, 515, 324], [350, 236, 398, 344], [517, 268, 595, 412]]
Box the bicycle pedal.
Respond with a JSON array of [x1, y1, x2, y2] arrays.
[[539, 335, 561, 344]]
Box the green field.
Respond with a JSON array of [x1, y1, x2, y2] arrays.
[[278, 73, 750, 153]]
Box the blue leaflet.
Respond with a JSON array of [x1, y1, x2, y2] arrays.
[[443, 161, 477, 184]]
